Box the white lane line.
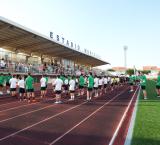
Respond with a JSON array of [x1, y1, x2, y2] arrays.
[[49, 89, 127, 145], [0, 97, 81, 123], [0, 98, 56, 113], [0, 103, 56, 123], [124, 87, 141, 145], [0, 88, 127, 142], [0, 102, 38, 113], [0, 101, 20, 107], [0, 102, 87, 142], [108, 87, 139, 145]]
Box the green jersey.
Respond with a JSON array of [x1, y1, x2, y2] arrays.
[[60, 76, 65, 82], [0, 75, 5, 85], [45, 77, 48, 84], [140, 75, 147, 86], [25, 76, 34, 89], [156, 75, 160, 86], [68, 76, 71, 82], [5, 75, 12, 83], [129, 76, 134, 84], [88, 75, 94, 88], [135, 75, 140, 81], [79, 76, 85, 86]]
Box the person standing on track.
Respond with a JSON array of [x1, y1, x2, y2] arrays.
[[69, 75, 76, 100], [9, 74, 17, 97], [87, 72, 94, 101], [0, 73, 5, 95], [129, 75, 134, 92], [52, 75, 63, 104], [18, 75, 25, 101], [111, 77, 114, 91], [60, 74, 65, 91], [94, 75, 99, 97], [103, 76, 108, 94], [98, 76, 103, 96], [45, 75, 48, 97], [156, 72, 160, 97], [40, 75, 47, 100], [5, 73, 12, 94], [63, 75, 69, 97], [25, 73, 35, 103], [139, 73, 147, 100], [78, 74, 85, 96], [107, 76, 111, 90]]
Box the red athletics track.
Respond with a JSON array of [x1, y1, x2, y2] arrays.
[[0, 85, 138, 145]]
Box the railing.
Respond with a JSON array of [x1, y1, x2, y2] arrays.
[[0, 62, 77, 75]]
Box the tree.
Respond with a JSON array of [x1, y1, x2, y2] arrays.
[[140, 70, 151, 74], [107, 69, 115, 72], [126, 69, 134, 76]]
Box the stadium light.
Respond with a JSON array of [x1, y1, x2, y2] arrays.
[[124, 46, 128, 75]]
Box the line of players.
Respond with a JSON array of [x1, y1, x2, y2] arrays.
[[0, 72, 125, 104]]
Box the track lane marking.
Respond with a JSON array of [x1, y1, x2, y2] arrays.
[[0, 87, 128, 143], [0, 96, 83, 123], [49, 88, 128, 145], [108, 87, 139, 145]]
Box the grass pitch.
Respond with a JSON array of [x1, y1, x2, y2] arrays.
[[131, 80, 160, 145]]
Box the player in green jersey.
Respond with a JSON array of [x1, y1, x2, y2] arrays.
[[87, 72, 94, 101], [78, 74, 85, 96], [0, 73, 5, 95], [25, 73, 35, 103], [140, 73, 147, 99], [5, 73, 12, 94], [156, 72, 160, 97]]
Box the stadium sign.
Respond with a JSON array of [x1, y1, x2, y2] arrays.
[[49, 32, 100, 59]]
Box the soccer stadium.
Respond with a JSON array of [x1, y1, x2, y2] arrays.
[[0, 13, 158, 145], [0, 2, 160, 144]]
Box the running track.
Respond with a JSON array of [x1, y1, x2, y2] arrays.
[[0, 85, 139, 145]]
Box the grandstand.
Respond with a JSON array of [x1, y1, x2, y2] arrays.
[[0, 16, 109, 76]]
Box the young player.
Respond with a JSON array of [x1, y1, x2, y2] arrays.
[[94, 75, 99, 97], [156, 72, 160, 97], [40, 75, 47, 100], [69, 76, 76, 100], [129, 75, 134, 92], [0, 73, 5, 95], [98, 76, 103, 96], [140, 73, 147, 99], [78, 74, 85, 96], [5, 73, 12, 94], [87, 72, 94, 101], [18, 76, 25, 101], [45, 75, 48, 97], [52, 75, 63, 104], [25, 73, 35, 103], [63, 75, 69, 97], [9, 75, 17, 97], [103, 76, 108, 94]]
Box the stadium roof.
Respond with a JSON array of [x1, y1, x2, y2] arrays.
[[0, 16, 109, 67]]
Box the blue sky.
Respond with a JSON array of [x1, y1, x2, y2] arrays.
[[0, 0, 160, 69]]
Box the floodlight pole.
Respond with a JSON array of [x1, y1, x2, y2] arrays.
[[124, 46, 128, 75]]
